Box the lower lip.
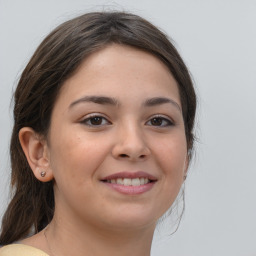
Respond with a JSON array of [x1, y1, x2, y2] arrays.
[[103, 182, 156, 195]]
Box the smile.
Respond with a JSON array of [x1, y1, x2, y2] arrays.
[[106, 177, 150, 186], [101, 171, 157, 195]]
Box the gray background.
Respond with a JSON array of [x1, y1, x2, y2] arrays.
[[1, 0, 256, 255]]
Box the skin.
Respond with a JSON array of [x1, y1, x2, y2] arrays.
[[19, 44, 188, 256]]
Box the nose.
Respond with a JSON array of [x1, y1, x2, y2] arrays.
[[111, 124, 150, 161]]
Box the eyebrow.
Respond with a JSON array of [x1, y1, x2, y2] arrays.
[[69, 95, 181, 112], [143, 97, 181, 112], [69, 96, 119, 108]]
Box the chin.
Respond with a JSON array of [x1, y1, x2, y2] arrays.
[[100, 205, 162, 231]]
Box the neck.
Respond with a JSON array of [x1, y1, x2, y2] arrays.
[[45, 216, 155, 256]]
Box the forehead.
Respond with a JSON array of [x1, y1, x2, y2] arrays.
[[56, 44, 180, 107]]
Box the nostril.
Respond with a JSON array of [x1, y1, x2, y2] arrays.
[[120, 154, 128, 158], [119, 154, 146, 159]]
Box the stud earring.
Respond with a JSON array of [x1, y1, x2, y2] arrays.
[[40, 171, 46, 177], [183, 175, 187, 181]]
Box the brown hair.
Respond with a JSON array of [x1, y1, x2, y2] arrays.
[[0, 11, 196, 245]]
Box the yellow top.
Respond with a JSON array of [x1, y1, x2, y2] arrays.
[[0, 244, 49, 256]]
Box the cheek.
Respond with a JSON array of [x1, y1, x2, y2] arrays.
[[48, 128, 110, 183], [153, 133, 187, 193], [155, 133, 187, 171]]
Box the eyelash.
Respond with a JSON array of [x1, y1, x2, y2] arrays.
[[146, 115, 174, 127], [80, 114, 111, 127], [80, 114, 174, 128]]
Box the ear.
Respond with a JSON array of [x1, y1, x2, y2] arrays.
[[19, 127, 53, 182], [183, 151, 191, 181], [183, 153, 190, 182]]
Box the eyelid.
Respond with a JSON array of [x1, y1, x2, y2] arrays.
[[80, 113, 112, 126], [146, 114, 175, 127]]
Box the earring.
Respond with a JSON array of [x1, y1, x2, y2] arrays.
[[183, 175, 187, 181], [40, 171, 46, 177]]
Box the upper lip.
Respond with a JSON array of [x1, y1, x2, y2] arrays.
[[101, 171, 158, 181]]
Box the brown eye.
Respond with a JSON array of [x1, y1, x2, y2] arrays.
[[81, 115, 111, 127], [146, 116, 173, 127], [90, 116, 103, 125], [151, 117, 163, 126]]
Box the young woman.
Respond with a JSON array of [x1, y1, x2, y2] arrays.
[[0, 11, 196, 256]]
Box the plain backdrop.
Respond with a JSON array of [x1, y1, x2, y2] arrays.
[[0, 0, 256, 255]]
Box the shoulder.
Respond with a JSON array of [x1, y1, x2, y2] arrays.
[[0, 244, 49, 256]]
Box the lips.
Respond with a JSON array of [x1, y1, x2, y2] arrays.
[[101, 171, 157, 181], [106, 177, 150, 186], [101, 171, 157, 195]]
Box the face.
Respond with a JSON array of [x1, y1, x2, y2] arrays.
[[46, 44, 188, 232]]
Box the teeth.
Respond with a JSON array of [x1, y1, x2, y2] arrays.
[[108, 178, 151, 186], [131, 178, 140, 186], [116, 178, 123, 184], [123, 178, 131, 186]]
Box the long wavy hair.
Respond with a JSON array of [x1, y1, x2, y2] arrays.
[[0, 11, 197, 245]]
